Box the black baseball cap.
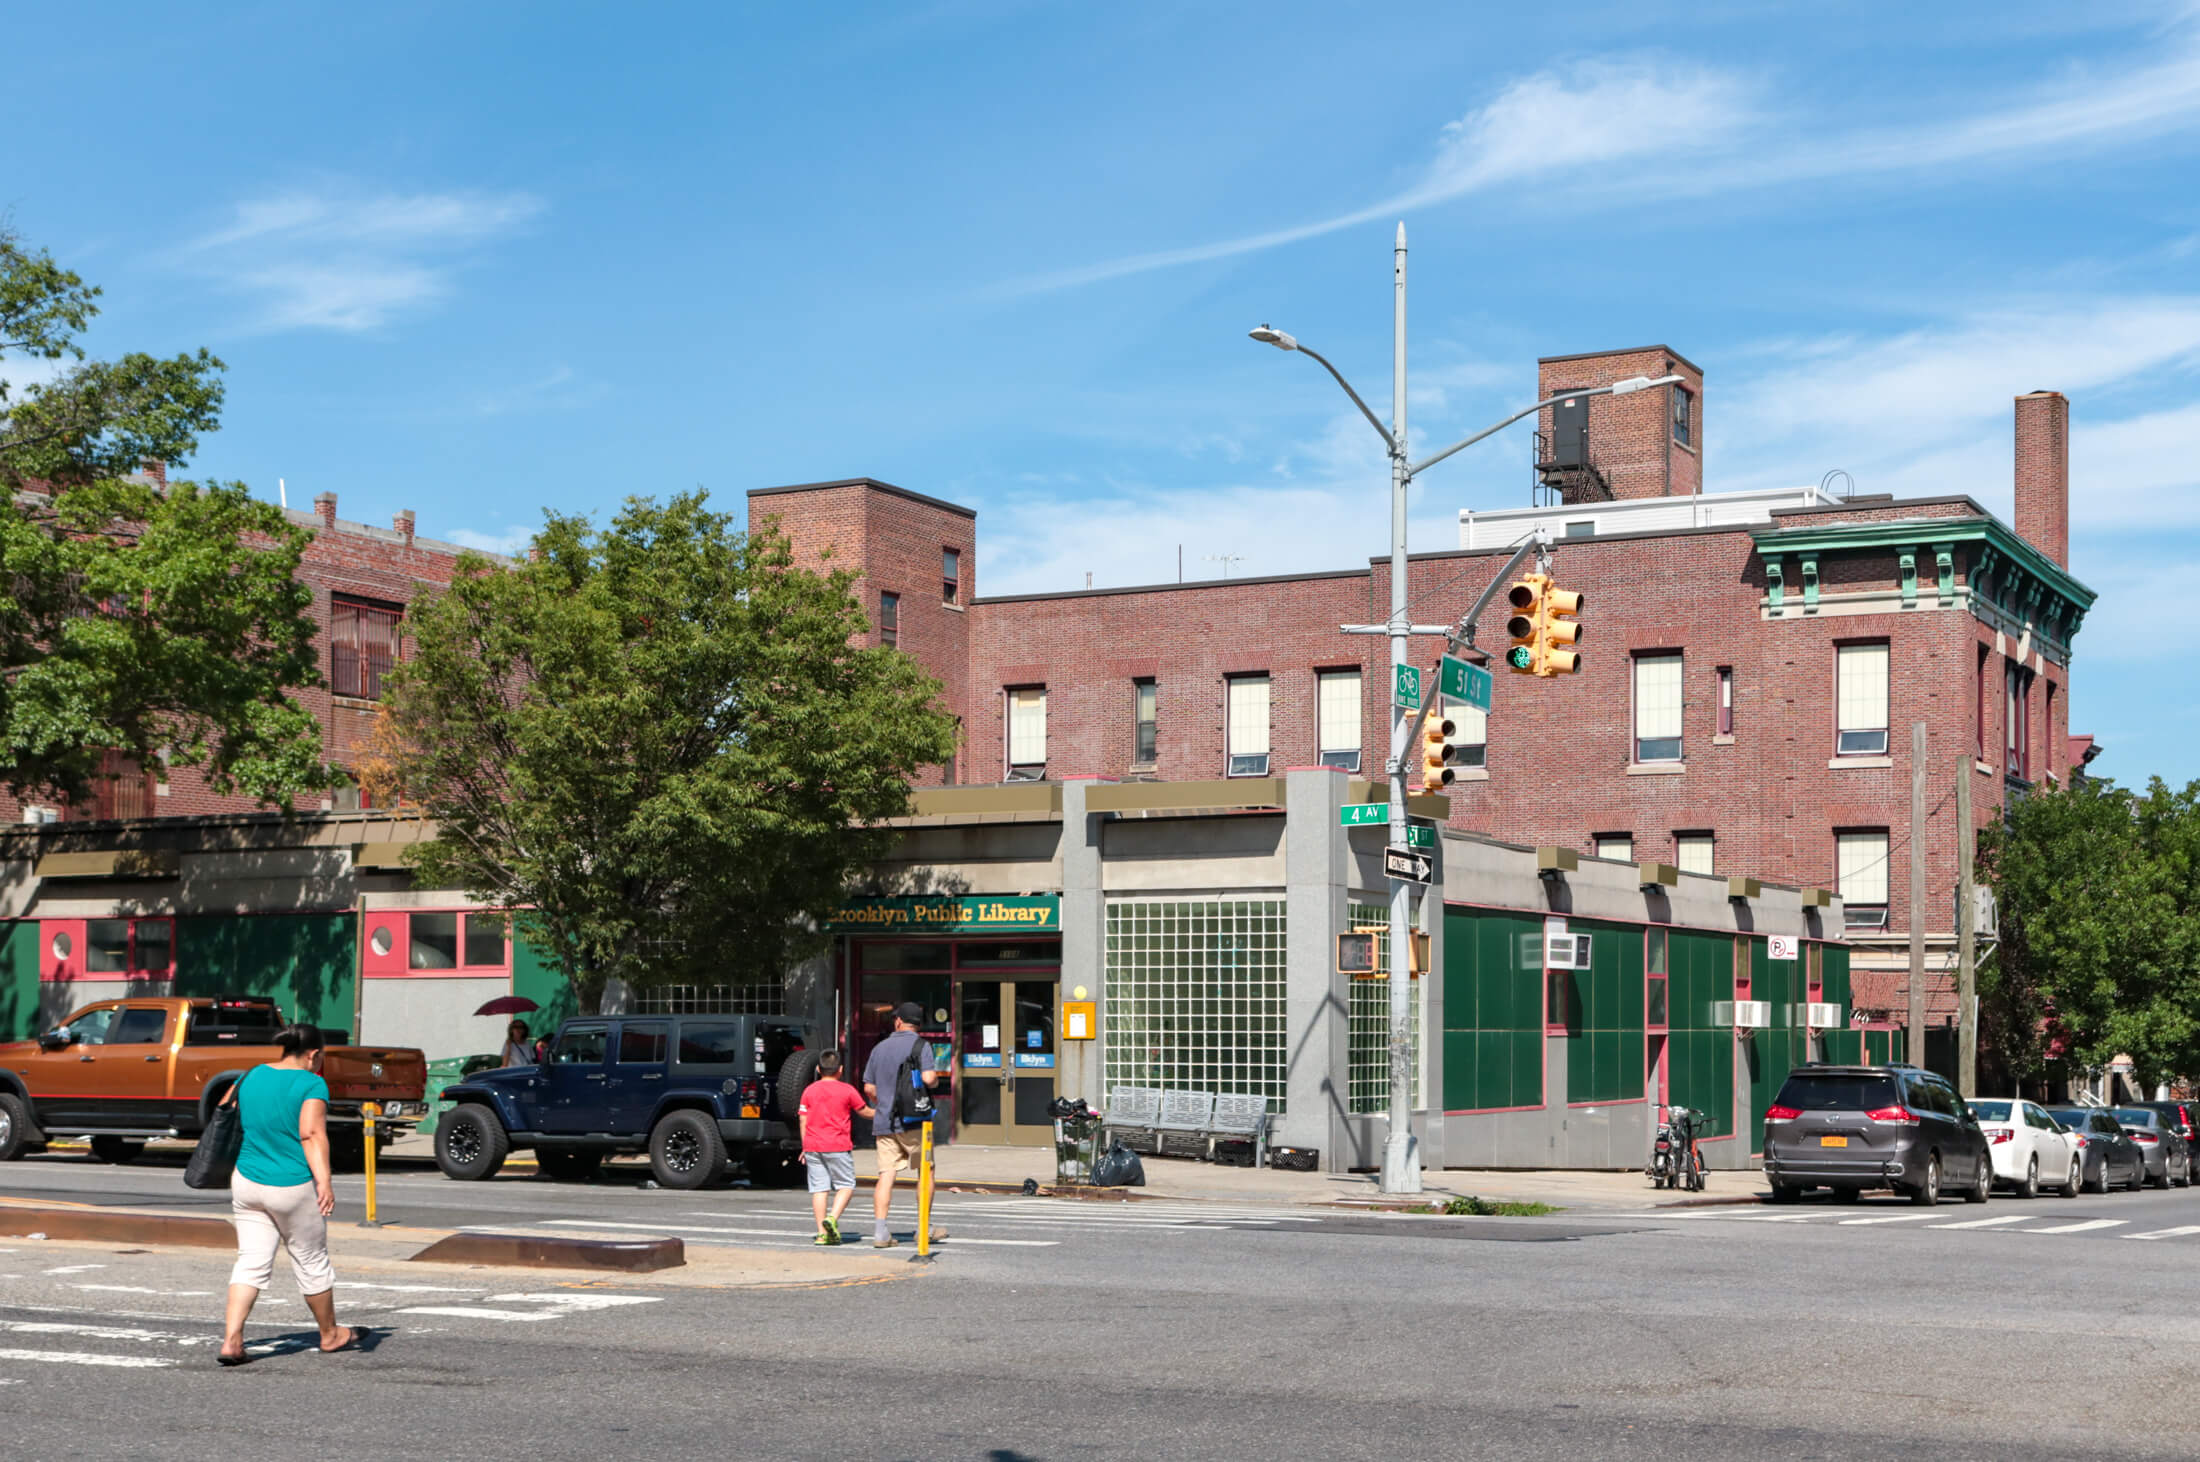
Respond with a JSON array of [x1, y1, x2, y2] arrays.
[[894, 1001, 925, 1025]]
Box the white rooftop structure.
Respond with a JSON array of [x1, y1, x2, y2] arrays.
[[1458, 485, 1839, 550]]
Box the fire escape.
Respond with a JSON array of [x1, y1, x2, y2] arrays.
[[1531, 389, 1613, 507]]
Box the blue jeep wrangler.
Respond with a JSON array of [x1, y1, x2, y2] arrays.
[[434, 1013, 816, 1189]]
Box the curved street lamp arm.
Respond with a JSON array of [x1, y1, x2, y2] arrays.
[[1293, 342, 1398, 455]]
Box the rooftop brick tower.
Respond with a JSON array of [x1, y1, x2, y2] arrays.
[[1535, 346, 1705, 503]]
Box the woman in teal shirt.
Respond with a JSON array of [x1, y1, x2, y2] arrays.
[[217, 1024, 360, 1366]]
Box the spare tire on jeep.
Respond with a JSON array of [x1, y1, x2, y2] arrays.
[[776, 1049, 818, 1125]]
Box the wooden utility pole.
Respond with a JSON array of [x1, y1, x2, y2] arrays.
[[1956, 755, 1977, 1097], [1908, 722, 1927, 1069]]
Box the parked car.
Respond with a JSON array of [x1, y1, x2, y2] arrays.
[[0, 996, 427, 1167], [1970, 1097, 2084, 1198], [433, 1013, 815, 1190], [2046, 1108, 2146, 1193], [1763, 1063, 1992, 1205], [2110, 1107, 2192, 1188], [2130, 1100, 2200, 1154]]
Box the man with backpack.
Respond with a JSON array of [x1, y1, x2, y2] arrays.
[[862, 1001, 941, 1249]]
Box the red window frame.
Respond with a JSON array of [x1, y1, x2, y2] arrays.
[[362, 908, 513, 978], [42, 916, 174, 982], [1644, 925, 1669, 1034], [331, 595, 403, 700]]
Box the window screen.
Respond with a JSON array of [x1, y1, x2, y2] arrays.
[[1226, 675, 1270, 776], [1675, 835, 1714, 876], [1837, 644, 1890, 755], [1633, 654, 1682, 762], [1316, 670, 1360, 771], [1837, 832, 1890, 906]]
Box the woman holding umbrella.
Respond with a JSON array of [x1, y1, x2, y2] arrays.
[[475, 995, 542, 1068]]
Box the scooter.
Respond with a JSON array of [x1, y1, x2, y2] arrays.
[[1650, 1104, 1707, 1191]]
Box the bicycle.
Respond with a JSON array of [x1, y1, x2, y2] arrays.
[[1650, 1104, 1707, 1192]]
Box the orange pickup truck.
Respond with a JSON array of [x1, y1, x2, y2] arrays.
[[0, 996, 428, 1165]]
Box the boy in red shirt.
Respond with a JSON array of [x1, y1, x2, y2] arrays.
[[797, 1051, 873, 1245]]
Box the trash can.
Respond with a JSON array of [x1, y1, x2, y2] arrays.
[[1051, 1100, 1103, 1186]]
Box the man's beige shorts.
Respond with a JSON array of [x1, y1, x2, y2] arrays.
[[875, 1131, 921, 1174]]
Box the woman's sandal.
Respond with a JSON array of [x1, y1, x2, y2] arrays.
[[216, 1348, 252, 1367], [320, 1325, 366, 1354]]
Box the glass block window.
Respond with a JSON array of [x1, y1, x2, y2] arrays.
[[1316, 669, 1361, 772], [1226, 674, 1270, 776], [1347, 899, 1425, 1115], [1836, 643, 1890, 756], [630, 982, 785, 1015], [1104, 896, 1288, 1113], [1633, 653, 1683, 762]]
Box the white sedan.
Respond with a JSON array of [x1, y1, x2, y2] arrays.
[[1971, 1097, 2083, 1197]]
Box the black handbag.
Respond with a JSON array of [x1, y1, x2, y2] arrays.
[[184, 1095, 243, 1190]]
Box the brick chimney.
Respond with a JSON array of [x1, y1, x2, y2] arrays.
[[2013, 391, 2068, 569], [393, 509, 415, 548], [313, 491, 338, 530], [140, 459, 167, 489]]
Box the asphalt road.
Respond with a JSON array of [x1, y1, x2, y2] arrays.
[[5, 1150, 2199, 1460]]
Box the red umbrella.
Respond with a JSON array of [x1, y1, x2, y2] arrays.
[[473, 995, 540, 1017]]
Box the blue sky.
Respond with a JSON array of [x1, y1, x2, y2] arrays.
[[6, 2, 2199, 782]]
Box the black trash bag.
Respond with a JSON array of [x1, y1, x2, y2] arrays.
[[1047, 1096, 1091, 1120], [1091, 1139, 1146, 1188]]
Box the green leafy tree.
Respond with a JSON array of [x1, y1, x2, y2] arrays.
[[0, 225, 324, 804], [1981, 777, 2200, 1092], [367, 492, 959, 1012]]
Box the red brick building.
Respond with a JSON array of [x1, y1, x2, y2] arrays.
[[750, 349, 2096, 1026]]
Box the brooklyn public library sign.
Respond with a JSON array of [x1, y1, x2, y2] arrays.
[[822, 894, 1060, 935]]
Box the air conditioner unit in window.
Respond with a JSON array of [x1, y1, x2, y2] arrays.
[[1807, 1002, 1844, 1028], [21, 805, 59, 825], [1544, 932, 1592, 969], [1713, 999, 1771, 1029]]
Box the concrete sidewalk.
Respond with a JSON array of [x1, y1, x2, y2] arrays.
[[382, 1132, 1766, 1210]]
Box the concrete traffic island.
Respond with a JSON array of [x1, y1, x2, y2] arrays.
[[410, 1230, 684, 1272]]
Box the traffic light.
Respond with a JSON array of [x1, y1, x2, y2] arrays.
[[1422, 703, 1463, 786], [1504, 574, 1586, 677]]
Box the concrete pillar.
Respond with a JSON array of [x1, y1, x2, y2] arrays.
[[1058, 779, 1106, 1110], [1283, 769, 1350, 1164]]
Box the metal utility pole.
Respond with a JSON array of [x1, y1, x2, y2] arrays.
[[1247, 230, 1680, 1196], [1956, 754, 1976, 1097], [1908, 721, 1927, 1068]]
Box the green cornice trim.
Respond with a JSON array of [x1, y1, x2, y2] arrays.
[[1750, 517, 2096, 623]]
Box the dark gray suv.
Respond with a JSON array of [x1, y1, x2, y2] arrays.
[[1763, 1064, 1992, 1205]]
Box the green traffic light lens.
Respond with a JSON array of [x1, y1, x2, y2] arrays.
[[1507, 646, 1532, 669]]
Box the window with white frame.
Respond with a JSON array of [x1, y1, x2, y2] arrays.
[[1006, 687, 1046, 780], [1633, 653, 1683, 763], [1454, 701, 1488, 768], [1674, 834, 1714, 876], [1316, 669, 1361, 772], [1837, 831, 1891, 930], [1226, 674, 1270, 776], [1836, 643, 1890, 756], [1595, 834, 1634, 862]]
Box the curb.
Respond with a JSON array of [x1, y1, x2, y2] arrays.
[[0, 1204, 235, 1249], [1649, 1193, 1769, 1209], [410, 1232, 685, 1272]]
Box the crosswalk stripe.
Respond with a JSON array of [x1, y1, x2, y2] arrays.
[[2124, 1226, 2200, 1241], [2022, 1218, 2125, 1235], [0, 1347, 174, 1369], [1838, 1214, 1944, 1225], [1929, 1215, 2033, 1230]]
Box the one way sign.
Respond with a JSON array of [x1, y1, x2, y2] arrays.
[[1384, 846, 1434, 884]]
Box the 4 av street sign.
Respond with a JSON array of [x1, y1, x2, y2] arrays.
[[1339, 803, 1389, 827], [1439, 654, 1492, 712], [1384, 846, 1434, 884]]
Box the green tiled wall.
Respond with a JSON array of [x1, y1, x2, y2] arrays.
[[1665, 929, 1736, 1140], [174, 915, 358, 1034], [1440, 908, 1546, 1112], [1564, 922, 1645, 1105], [1744, 938, 1814, 1153], [512, 934, 580, 1029], [0, 921, 40, 1042], [1817, 943, 1863, 1065]]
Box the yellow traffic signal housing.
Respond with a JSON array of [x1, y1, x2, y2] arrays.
[[1505, 577, 1546, 675], [1541, 582, 1584, 676], [1422, 708, 1459, 787]]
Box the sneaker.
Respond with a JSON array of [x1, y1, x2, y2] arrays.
[[871, 1237, 899, 1249]]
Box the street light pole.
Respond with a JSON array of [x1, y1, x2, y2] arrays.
[[1249, 234, 1681, 1196], [1382, 222, 1418, 1194]]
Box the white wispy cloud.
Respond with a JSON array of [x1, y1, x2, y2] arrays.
[[1019, 15, 2200, 293], [184, 185, 544, 332], [444, 525, 536, 557]]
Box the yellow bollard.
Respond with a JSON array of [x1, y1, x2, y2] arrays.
[[357, 1101, 384, 1229], [916, 1119, 935, 1258]]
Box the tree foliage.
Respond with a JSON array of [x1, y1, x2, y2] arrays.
[[365, 492, 960, 1011], [0, 225, 324, 804], [1981, 777, 2200, 1091]]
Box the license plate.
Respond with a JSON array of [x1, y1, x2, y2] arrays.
[[1819, 1135, 1848, 1148]]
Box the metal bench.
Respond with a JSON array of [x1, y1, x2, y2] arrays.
[[1102, 1087, 1269, 1166]]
